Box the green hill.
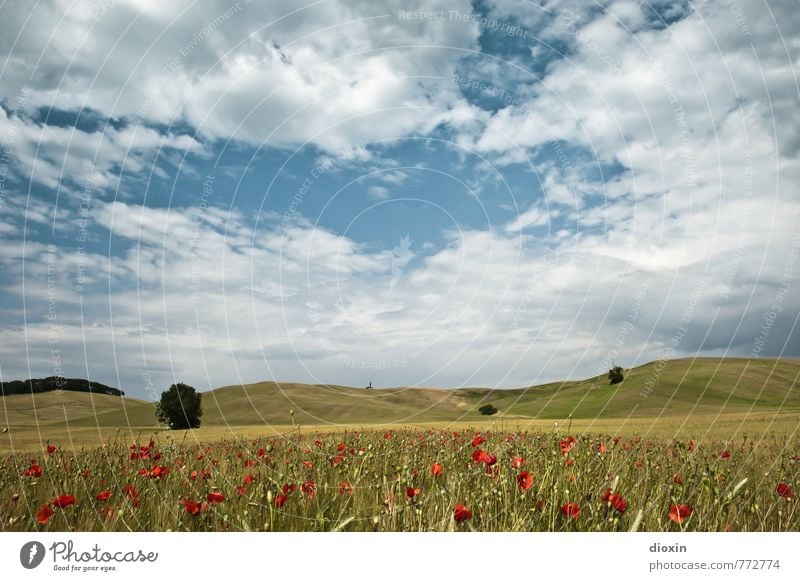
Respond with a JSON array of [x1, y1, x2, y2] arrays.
[[1, 357, 798, 429]]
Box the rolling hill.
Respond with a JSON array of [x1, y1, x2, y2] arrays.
[[1, 357, 798, 430]]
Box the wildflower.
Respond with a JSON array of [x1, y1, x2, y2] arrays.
[[52, 495, 76, 509], [406, 487, 421, 499], [36, 504, 54, 525], [46, 445, 57, 454], [668, 504, 693, 524], [511, 456, 524, 469], [207, 492, 225, 504], [517, 471, 534, 491], [95, 490, 112, 502], [560, 502, 581, 519], [471, 436, 486, 447], [431, 463, 443, 477], [339, 482, 353, 495], [274, 494, 287, 508], [777, 483, 793, 498], [453, 504, 472, 522]]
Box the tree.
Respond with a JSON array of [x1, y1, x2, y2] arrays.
[[608, 365, 624, 385], [478, 404, 498, 416], [157, 383, 202, 429]]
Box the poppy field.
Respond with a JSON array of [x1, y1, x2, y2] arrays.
[[1, 428, 798, 532]]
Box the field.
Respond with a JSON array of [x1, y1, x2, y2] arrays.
[[0, 357, 798, 532]]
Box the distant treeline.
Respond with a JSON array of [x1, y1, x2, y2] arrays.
[[0, 377, 124, 397]]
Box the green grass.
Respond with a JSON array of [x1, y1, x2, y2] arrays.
[[1, 357, 798, 437]]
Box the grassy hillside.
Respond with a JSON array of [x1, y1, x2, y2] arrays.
[[1, 357, 798, 430]]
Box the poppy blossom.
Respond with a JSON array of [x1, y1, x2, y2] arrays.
[[601, 489, 627, 514], [51, 495, 76, 509], [472, 449, 490, 463], [79, 469, 89, 478], [182, 499, 202, 516], [23, 464, 43, 478], [95, 490, 112, 502], [281, 483, 297, 495], [207, 492, 225, 504], [668, 504, 693, 524], [274, 494, 287, 508], [517, 471, 534, 491], [511, 456, 524, 469], [302, 460, 313, 469], [720, 450, 730, 459], [406, 487, 421, 499], [597, 443, 607, 454], [337, 442, 347, 452], [46, 445, 57, 454], [453, 504, 472, 522], [560, 502, 581, 519], [471, 436, 486, 447], [331, 454, 345, 466], [243, 474, 256, 486], [301, 480, 316, 498], [36, 504, 54, 525], [536, 499, 547, 512], [431, 463, 443, 477], [673, 474, 684, 485], [339, 482, 353, 495], [777, 483, 793, 498]]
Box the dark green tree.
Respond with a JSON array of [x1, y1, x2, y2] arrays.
[[478, 404, 498, 416], [157, 383, 202, 429], [608, 365, 624, 385]]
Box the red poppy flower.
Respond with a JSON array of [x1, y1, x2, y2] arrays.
[[668, 504, 693, 524], [601, 489, 627, 513], [51, 495, 75, 509], [274, 494, 287, 508], [431, 463, 443, 477], [511, 456, 524, 469], [331, 454, 345, 466], [453, 504, 472, 522], [777, 483, 793, 498], [23, 464, 43, 478], [384, 432, 393, 439], [36, 504, 54, 525], [560, 436, 576, 456], [122, 484, 140, 508], [560, 502, 581, 519], [206, 492, 225, 504], [148, 465, 169, 479], [281, 483, 297, 495], [243, 459, 257, 467], [471, 435, 486, 447], [565, 458, 574, 467], [46, 445, 57, 454], [406, 487, 421, 499], [536, 499, 547, 512], [182, 499, 202, 516], [337, 442, 347, 452], [339, 482, 353, 495], [673, 473, 684, 485], [472, 449, 490, 463], [687, 440, 695, 452], [720, 450, 730, 459], [302, 460, 313, 469], [517, 471, 534, 491], [243, 473, 256, 486], [301, 480, 316, 498], [257, 448, 267, 458], [95, 490, 112, 502], [79, 469, 89, 478]]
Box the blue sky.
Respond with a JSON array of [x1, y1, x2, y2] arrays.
[[0, 0, 798, 398]]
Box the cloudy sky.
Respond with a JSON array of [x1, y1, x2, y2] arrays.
[[0, 0, 798, 398]]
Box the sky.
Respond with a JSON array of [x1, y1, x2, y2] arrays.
[[0, 0, 798, 399]]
